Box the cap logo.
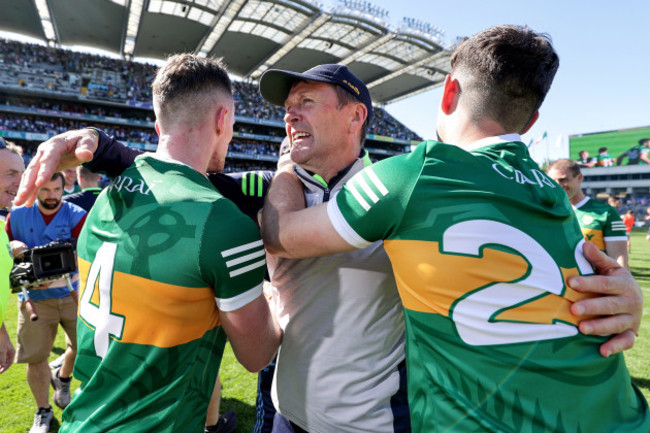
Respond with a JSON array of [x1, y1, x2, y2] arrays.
[[343, 80, 360, 95]]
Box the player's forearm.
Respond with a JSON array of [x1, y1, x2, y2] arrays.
[[222, 295, 282, 372], [230, 325, 281, 373], [606, 241, 629, 270], [261, 168, 356, 258], [261, 168, 306, 256]]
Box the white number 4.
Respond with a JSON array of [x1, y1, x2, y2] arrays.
[[80, 242, 125, 358]]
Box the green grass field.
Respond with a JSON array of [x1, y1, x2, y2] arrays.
[[2, 230, 649, 432]]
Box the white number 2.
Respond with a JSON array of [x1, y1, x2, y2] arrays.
[[80, 242, 125, 358], [442, 220, 591, 346]]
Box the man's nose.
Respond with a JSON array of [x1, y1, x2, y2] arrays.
[[284, 106, 300, 124]]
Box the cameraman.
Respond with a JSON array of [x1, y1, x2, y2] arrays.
[[0, 138, 25, 374], [5, 171, 86, 433]]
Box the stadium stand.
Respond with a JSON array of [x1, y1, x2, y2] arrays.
[[0, 38, 421, 172]]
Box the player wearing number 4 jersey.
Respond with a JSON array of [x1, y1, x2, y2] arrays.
[[66, 155, 265, 432], [60, 54, 280, 433], [261, 25, 649, 432]]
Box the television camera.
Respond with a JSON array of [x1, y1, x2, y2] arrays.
[[10, 240, 78, 321]]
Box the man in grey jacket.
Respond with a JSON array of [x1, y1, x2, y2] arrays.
[[259, 64, 410, 433]]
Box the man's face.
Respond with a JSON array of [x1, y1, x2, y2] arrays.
[[207, 97, 235, 173], [547, 167, 582, 201], [0, 149, 25, 209], [283, 81, 353, 172], [37, 177, 64, 211], [63, 167, 77, 185]]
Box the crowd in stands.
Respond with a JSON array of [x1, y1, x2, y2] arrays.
[[234, 81, 286, 121], [0, 38, 421, 141], [369, 107, 421, 141], [0, 38, 155, 103], [0, 112, 158, 144], [230, 140, 279, 156], [237, 125, 284, 137], [0, 94, 155, 125], [0, 112, 79, 136], [223, 161, 275, 173], [0, 108, 282, 155], [1, 94, 151, 120]]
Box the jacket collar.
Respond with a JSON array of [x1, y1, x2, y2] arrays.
[[292, 149, 371, 191]]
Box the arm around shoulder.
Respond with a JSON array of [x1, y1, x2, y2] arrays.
[[261, 168, 354, 258]]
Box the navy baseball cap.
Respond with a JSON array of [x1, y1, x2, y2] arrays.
[[259, 64, 373, 121]]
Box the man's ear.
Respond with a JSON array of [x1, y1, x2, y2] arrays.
[[521, 111, 540, 134], [440, 75, 460, 115], [154, 121, 160, 136], [349, 103, 368, 133], [215, 105, 228, 136]]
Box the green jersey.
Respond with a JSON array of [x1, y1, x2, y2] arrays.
[[63, 183, 82, 196], [596, 152, 615, 167], [573, 197, 627, 251], [621, 144, 650, 165], [1, 221, 11, 322], [61, 155, 266, 433], [327, 136, 649, 432]]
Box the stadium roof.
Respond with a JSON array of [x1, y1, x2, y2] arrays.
[[0, 0, 451, 104]]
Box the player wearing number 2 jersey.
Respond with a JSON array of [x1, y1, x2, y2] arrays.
[[261, 25, 649, 432], [327, 135, 649, 432], [60, 54, 280, 433]]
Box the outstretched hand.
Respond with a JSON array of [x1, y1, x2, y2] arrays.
[[15, 128, 99, 207], [569, 241, 643, 357]]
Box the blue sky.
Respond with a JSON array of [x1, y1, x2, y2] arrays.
[[324, 0, 650, 161]]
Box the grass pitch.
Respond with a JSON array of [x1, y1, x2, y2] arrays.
[[1, 230, 649, 432]]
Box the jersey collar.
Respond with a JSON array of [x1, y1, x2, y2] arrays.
[[573, 196, 590, 209], [147, 153, 209, 178], [297, 148, 371, 188], [464, 133, 523, 152]]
